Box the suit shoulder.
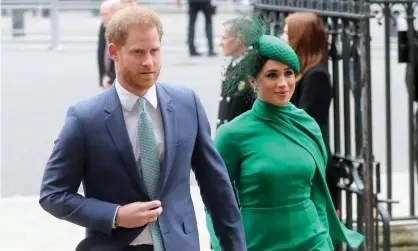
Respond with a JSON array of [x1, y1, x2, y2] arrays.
[[69, 90, 107, 117], [299, 65, 331, 94], [157, 82, 197, 102], [157, 83, 200, 114], [157, 82, 193, 94], [303, 64, 330, 81]]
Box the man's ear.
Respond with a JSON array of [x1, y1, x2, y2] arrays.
[[108, 43, 118, 61], [235, 35, 244, 45]]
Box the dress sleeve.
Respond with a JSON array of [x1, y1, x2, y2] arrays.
[[213, 125, 240, 183], [205, 124, 240, 251], [311, 167, 365, 248], [311, 168, 330, 231]]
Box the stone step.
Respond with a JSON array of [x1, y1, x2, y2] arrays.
[[377, 223, 418, 249]]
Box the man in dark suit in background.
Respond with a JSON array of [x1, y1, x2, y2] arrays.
[[98, 0, 120, 88], [177, 0, 216, 57]]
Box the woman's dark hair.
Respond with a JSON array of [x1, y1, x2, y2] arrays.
[[245, 52, 268, 78]]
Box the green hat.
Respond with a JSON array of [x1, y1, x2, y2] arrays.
[[257, 35, 301, 73]]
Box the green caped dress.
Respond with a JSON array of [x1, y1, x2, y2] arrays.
[[205, 99, 364, 251]]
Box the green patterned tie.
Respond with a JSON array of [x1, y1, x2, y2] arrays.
[[137, 97, 165, 251]]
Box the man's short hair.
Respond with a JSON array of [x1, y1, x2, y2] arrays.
[[101, 0, 120, 11], [105, 6, 163, 48], [223, 17, 255, 47], [109, 0, 122, 12], [121, 0, 137, 5]]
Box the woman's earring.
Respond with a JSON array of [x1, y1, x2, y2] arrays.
[[253, 87, 258, 93]]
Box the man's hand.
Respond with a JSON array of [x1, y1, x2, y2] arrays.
[[116, 200, 163, 229], [102, 75, 111, 89]]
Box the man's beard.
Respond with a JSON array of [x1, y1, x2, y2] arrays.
[[120, 67, 159, 91]]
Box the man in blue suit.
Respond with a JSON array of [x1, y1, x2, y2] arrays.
[[39, 6, 245, 251]]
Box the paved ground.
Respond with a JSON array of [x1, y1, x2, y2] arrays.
[[0, 187, 212, 251], [1, 8, 417, 251]]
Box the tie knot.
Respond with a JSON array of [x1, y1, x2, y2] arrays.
[[138, 97, 147, 113]]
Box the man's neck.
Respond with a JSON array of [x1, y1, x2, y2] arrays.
[[232, 55, 241, 60], [232, 52, 244, 59], [231, 47, 247, 58], [117, 77, 150, 97]]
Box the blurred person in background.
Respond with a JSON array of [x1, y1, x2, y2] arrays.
[[11, 8, 25, 37], [121, 0, 138, 6], [216, 17, 260, 129], [177, 0, 217, 57], [98, 0, 121, 89], [207, 17, 259, 250], [281, 12, 338, 212], [409, 41, 418, 183], [207, 15, 267, 251]]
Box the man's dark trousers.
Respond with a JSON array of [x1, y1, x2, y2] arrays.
[[188, 0, 214, 54]]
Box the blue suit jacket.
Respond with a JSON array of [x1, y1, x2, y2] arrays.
[[39, 83, 246, 251]]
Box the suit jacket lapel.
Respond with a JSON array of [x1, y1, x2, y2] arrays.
[[156, 84, 176, 197], [104, 85, 148, 196]]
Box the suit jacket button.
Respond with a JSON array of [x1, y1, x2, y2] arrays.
[[226, 96, 231, 103], [217, 119, 221, 124], [219, 96, 223, 101]]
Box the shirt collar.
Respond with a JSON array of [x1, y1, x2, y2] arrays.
[[231, 57, 243, 67], [115, 80, 158, 112]]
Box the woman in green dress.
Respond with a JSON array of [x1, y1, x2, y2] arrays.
[[205, 34, 364, 250]]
